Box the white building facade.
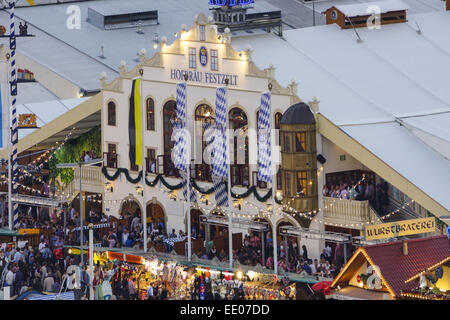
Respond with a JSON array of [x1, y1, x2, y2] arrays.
[[99, 14, 325, 256]]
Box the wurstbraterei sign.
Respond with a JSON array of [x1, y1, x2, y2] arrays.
[[365, 217, 436, 241]]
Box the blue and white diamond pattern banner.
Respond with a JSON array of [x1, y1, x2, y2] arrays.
[[213, 87, 228, 179], [257, 92, 272, 183], [180, 170, 197, 203], [172, 120, 188, 172], [176, 82, 187, 123], [204, 122, 228, 207], [212, 175, 228, 207]]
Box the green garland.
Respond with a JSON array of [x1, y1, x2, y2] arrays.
[[102, 167, 282, 204]]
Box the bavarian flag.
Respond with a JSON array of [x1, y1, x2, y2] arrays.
[[129, 78, 143, 166]]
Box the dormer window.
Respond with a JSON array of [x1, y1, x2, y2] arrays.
[[199, 25, 206, 41]]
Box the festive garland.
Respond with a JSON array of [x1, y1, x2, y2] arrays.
[[102, 167, 282, 204]]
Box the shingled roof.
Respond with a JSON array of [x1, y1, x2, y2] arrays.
[[364, 236, 449, 297], [332, 235, 449, 298]]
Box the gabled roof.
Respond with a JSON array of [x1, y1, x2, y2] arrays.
[[332, 235, 450, 297]]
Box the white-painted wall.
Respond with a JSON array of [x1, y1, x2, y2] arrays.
[[321, 136, 371, 176]]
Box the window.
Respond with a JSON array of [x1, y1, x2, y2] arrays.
[[275, 112, 282, 145], [295, 132, 306, 152], [147, 148, 156, 173], [146, 98, 155, 131], [106, 144, 117, 168], [393, 187, 400, 201], [276, 168, 282, 190], [108, 144, 116, 154], [195, 104, 214, 181], [296, 171, 307, 196], [107, 101, 116, 126], [229, 107, 249, 186], [199, 25, 206, 41], [189, 48, 196, 69], [284, 172, 291, 197], [163, 100, 176, 155], [211, 49, 218, 71], [283, 132, 291, 152]]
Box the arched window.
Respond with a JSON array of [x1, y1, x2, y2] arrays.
[[275, 112, 282, 145], [146, 98, 155, 131], [274, 112, 283, 190], [162, 100, 177, 176], [107, 101, 116, 126], [195, 104, 214, 181], [229, 107, 249, 186], [254, 110, 267, 189]]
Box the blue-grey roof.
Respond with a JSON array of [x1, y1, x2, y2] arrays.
[[6, 0, 281, 92]]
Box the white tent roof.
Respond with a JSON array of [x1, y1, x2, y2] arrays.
[[17, 98, 88, 140], [233, 10, 450, 213], [333, 0, 409, 17]]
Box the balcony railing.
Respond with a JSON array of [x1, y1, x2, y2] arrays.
[[195, 163, 212, 182], [231, 164, 249, 187], [157, 154, 180, 178], [103, 152, 118, 169], [323, 197, 382, 228], [146, 157, 157, 174]]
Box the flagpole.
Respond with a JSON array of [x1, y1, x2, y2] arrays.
[[5, 56, 12, 230], [139, 69, 147, 253], [8, 0, 19, 230], [224, 79, 233, 269], [268, 87, 278, 275], [185, 76, 192, 262]]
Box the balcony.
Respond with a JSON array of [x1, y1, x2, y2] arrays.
[[146, 157, 157, 174], [103, 152, 118, 169], [157, 154, 180, 178], [231, 164, 249, 187], [194, 163, 212, 182], [323, 197, 382, 229], [63, 166, 104, 202]]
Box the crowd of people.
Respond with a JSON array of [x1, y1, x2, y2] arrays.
[[322, 178, 390, 215], [79, 149, 100, 163]]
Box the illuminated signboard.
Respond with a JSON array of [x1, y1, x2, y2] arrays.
[[209, 0, 254, 6], [364, 217, 436, 241]]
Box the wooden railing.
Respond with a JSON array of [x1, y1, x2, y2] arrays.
[[323, 197, 382, 227]]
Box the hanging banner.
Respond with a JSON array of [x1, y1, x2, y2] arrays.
[[18, 114, 37, 128], [364, 217, 435, 241]]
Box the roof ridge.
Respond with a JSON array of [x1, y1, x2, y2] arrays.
[[363, 235, 449, 249]]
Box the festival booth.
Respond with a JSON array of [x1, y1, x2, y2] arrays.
[[0, 228, 30, 251], [330, 235, 449, 300], [399, 255, 450, 300], [82, 248, 297, 300]]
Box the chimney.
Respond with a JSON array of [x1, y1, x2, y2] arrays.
[[402, 240, 408, 256]]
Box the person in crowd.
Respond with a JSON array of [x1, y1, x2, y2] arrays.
[[43, 271, 55, 293]]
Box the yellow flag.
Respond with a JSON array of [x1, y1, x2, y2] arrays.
[[25, 0, 35, 5]]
